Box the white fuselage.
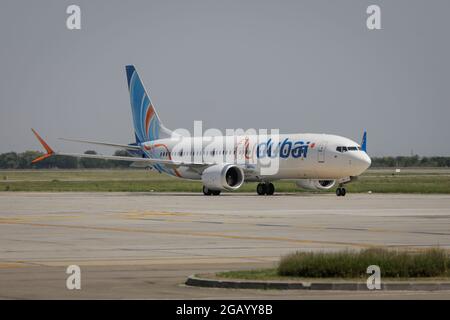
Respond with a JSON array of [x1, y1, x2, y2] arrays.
[[140, 133, 371, 181]]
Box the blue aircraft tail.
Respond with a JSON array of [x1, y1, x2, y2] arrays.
[[361, 131, 367, 152], [125, 65, 172, 143]]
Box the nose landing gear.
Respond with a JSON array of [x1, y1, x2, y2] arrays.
[[257, 182, 275, 195], [336, 187, 346, 197]]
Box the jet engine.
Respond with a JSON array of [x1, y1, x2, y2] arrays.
[[295, 179, 335, 190], [201, 164, 245, 191]]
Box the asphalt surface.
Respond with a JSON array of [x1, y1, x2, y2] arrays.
[[0, 192, 449, 299]]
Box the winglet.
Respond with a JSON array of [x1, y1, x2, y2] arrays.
[[361, 130, 367, 152], [31, 129, 54, 163]]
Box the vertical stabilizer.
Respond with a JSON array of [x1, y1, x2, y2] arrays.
[[125, 65, 172, 143], [361, 131, 367, 152]]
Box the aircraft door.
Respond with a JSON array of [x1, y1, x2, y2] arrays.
[[317, 142, 327, 163]]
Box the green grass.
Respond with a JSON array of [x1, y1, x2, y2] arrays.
[[0, 168, 450, 193], [216, 248, 450, 280], [278, 248, 450, 278]]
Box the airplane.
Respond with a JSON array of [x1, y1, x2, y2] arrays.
[[31, 65, 371, 196]]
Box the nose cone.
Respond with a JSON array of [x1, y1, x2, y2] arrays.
[[362, 152, 371, 169], [351, 152, 371, 175]]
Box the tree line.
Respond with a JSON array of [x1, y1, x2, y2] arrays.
[[371, 155, 450, 168], [0, 150, 131, 169], [0, 151, 449, 169]]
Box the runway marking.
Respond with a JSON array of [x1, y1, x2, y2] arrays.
[[122, 208, 450, 216], [1, 256, 279, 267], [0, 215, 80, 223], [0, 220, 377, 249], [0, 262, 28, 269], [125, 211, 191, 218], [1, 219, 446, 251], [119, 213, 450, 238], [2, 213, 448, 245]]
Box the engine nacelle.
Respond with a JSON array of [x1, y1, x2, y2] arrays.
[[295, 179, 335, 191], [201, 164, 244, 191]]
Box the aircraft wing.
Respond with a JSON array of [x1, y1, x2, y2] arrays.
[[52, 151, 208, 168], [32, 129, 258, 175], [31, 129, 210, 169]]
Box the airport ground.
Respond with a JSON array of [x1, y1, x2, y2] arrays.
[[0, 190, 450, 299], [1, 167, 450, 193]]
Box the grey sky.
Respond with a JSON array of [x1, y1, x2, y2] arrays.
[[0, 0, 449, 156]]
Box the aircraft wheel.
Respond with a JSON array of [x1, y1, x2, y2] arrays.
[[212, 190, 221, 196], [266, 183, 275, 195], [256, 183, 267, 195], [336, 187, 347, 197], [203, 186, 212, 196]]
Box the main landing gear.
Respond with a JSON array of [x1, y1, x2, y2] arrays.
[[336, 187, 346, 197], [256, 182, 275, 196], [202, 186, 221, 196]]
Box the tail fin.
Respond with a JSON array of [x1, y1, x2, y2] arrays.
[[125, 65, 172, 143], [361, 130, 367, 152]]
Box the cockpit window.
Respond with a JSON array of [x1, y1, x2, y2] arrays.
[[336, 146, 360, 153]]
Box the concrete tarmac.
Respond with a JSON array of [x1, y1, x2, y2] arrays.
[[0, 192, 449, 299]]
